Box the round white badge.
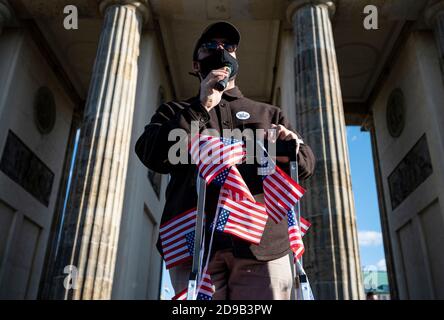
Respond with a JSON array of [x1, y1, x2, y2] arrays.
[[236, 111, 250, 120]]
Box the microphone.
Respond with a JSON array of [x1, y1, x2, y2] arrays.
[[214, 65, 231, 92]]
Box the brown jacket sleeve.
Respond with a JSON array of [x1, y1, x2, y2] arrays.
[[134, 99, 210, 174]]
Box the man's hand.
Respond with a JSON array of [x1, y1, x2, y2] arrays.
[[200, 67, 230, 111], [271, 124, 298, 141], [268, 124, 300, 164]]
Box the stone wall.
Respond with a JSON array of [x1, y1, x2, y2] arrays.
[[372, 31, 444, 299], [0, 29, 74, 299]]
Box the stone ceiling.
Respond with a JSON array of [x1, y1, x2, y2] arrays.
[[7, 0, 432, 122]]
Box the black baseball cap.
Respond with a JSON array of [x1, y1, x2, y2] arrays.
[[192, 21, 241, 61]]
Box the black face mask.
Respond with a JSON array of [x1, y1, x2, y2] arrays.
[[197, 49, 239, 80]]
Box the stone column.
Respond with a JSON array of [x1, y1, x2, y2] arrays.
[[287, 0, 364, 300], [51, 0, 149, 300], [425, 0, 444, 78], [0, 0, 12, 35]]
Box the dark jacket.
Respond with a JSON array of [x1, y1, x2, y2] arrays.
[[135, 86, 316, 261]]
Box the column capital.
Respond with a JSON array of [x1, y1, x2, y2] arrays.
[[286, 0, 336, 23], [425, 0, 444, 27], [0, 0, 12, 34], [99, 0, 150, 24]]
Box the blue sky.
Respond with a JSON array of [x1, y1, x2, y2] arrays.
[[346, 126, 386, 271], [160, 126, 387, 299]]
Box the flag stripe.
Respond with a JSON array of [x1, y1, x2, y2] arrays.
[[223, 167, 254, 201], [275, 166, 306, 196], [172, 288, 187, 300], [160, 222, 195, 246], [163, 238, 188, 256], [226, 216, 265, 235], [165, 255, 192, 269], [263, 184, 288, 222], [263, 196, 284, 223], [265, 177, 298, 209], [224, 226, 262, 244], [160, 217, 195, 243], [264, 182, 290, 211], [223, 199, 268, 223], [159, 209, 196, 234]]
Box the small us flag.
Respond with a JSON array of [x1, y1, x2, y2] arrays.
[[213, 166, 255, 202], [288, 208, 305, 260], [159, 208, 197, 269], [216, 190, 268, 244], [263, 165, 305, 223], [172, 269, 215, 300], [190, 135, 245, 184], [197, 269, 215, 300]]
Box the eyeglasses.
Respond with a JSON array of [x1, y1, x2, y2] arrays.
[[199, 40, 238, 53]]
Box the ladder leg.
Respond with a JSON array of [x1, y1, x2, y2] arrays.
[[187, 175, 206, 300]]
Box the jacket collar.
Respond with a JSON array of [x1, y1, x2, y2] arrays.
[[192, 86, 243, 103], [223, 86, 243, 99]]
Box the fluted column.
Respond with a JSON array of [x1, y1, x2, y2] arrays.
[[51, 0, 149, 300], [287, 0, 364, 300], [0, 0, 12, 35], [425, 0, 444, 78]]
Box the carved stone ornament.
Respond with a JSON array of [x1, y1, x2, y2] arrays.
[[386, 88, 405, 138], [34, 86, 56, 135]]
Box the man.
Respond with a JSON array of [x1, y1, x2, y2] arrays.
[[135, 22, 316, 300]]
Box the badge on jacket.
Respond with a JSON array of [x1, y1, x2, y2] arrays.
[[236, 111, 250, 120]]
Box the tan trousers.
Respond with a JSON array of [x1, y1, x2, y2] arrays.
[[169, 249, 293, 300]]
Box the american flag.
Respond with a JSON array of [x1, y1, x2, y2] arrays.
[[289, 212, 312, 262], [172, 269, 214, 300], [197, 269, 215, 300], [288, 209, 305, 260], [172, 288, 187, 300], [190, 134, 254, 201], [159, 208, 197, 269], [190, 135, 245, 184], [216, 189, 268, 244], [263, 165, 306, 223], [213, 166, 255, 202]]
